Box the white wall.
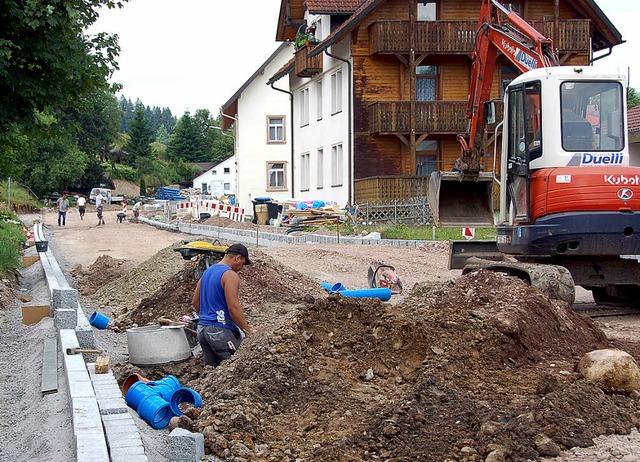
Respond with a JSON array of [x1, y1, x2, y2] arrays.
[[290, 14, 352, 207], [235, 43, 294, 212]]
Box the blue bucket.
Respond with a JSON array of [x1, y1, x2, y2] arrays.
[[147, 375, 181, 401], [125, 381, 159, 411], [89, 311, 109, 329], [137, 393, 173, 429], [169, 387, 203, 416]]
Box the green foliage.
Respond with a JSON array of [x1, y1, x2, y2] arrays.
[[628, 87, 640, 109], [167, 112, 203, 161], [0, 211, 25, 277], [139, 177, 146, 196], [124, 104, 153, 163], [0, 0, 127, 136], [156, 125, 170, 144], [118, 96, 176, 135], [102, 162, 137, 182], [0, 181, 40, 208]]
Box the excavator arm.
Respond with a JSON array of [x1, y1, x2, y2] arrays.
[[457, 0, 558, 174]]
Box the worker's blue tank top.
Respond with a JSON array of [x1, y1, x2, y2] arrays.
[[198, 264, 240, 332]]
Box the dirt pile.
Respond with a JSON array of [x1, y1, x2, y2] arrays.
[[107, 249, 326, 329], [114, 270, 640, 461], [71, 255, 135, 296], [85, 244, 187, 312]]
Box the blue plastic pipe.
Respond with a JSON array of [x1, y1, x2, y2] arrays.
[[336, 288, 392, 301], [320, 282, 346, 292]]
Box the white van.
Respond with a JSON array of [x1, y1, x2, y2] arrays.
[[89, 188, 112, 205]]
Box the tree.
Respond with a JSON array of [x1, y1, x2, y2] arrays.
[[166, 112, 204, 162], [124, 104, 153, 163], [156, 125, 170, 145], [0, 0, 127, 134], [628, 87, 640, 109]]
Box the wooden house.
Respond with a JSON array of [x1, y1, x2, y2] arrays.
[[269, 0, 624, 205]]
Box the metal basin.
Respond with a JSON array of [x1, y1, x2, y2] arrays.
[[127, 325, 191, 366]]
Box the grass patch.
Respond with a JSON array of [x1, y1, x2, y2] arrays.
[[323, 222, 498, 241], [0, 211, 25, 277], [0, 181, 40, 208]]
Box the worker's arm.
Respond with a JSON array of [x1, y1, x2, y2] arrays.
[[192, 279, 201, 314], [221, 270, 251, 335]]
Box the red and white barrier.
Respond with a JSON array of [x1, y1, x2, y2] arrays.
[[175, 197, 245, 222]]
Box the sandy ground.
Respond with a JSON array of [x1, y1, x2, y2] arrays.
[[4, 205, 640, 461]]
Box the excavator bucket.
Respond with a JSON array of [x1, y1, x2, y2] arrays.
[[428, 171, 495, 227]]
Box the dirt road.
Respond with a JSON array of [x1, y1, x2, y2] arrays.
[[7, 207, 640, 461]]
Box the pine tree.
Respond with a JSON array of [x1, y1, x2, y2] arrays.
[[125, 104, 153, 164], [166, 112, 203, 162]]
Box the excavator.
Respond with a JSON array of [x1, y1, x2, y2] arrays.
[[429, 0, 640, 307]]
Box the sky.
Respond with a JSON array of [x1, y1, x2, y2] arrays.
[[89, 0, 640, 117]]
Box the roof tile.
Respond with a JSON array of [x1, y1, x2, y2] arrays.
[[628, 105, 640, 132], [305, 0, 364, 14]]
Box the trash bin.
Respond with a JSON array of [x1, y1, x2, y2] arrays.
[[252, 198, 273, 224]]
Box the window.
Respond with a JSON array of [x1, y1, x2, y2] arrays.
[[300, 88, 309, 126], [212, 170, 217, 175], [267, 162, 287, 190], [224, 167, 230, 174], [501, 64, 519, 96], [331, 70, 342, 114], [301, 152, 310, 191], [201, 183, 208, 194], [316, 80, 323, 120], [416, 65, 438, 101], [268, 116, 285, 143], [331, 144, 343, 186], [224, 183, 230, 191], [416, 140, 439, 176], [417, 0, 437, 21], [560, 81, 623, 151], [317, 148, 324, 189]]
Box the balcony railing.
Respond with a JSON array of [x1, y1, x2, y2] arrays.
[[369, 100, 504, 134], [369, 19, 590, 55], [295, 44, 323, 77], [354, 176, 431, 203]]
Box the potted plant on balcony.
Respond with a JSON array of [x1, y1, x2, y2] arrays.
[[295, 22, 319, 50]]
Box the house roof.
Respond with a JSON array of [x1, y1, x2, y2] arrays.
[[267, 56, 295, 85], [190, 162, 217, 172], [628, 105, 640, 133], [220, 42, 293, 131], [305, 0, 363, 14]]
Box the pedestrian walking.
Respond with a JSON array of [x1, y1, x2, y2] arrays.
[[95, 190, 106, 226], [56, 194, 70, 226], [77, 195, 86, 220]]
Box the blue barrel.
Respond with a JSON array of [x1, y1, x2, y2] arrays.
[[169, 387, 203, 416], [125, 381, 159, 411], [147, 375, 181, 401], [137, 393, 173, 429]]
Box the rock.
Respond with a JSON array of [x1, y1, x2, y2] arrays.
[[485, 445, 506, 462], [363, 368, 374, 381], [534, 434, 561, 457], [577, 349, 640, 393], [17, 294, 32, 302]]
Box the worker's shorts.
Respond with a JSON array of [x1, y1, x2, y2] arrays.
[[96, 205, 104, 218], [197, 324, 242, 367]]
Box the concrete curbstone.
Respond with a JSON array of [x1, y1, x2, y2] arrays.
[[168, 428, 205, 462]]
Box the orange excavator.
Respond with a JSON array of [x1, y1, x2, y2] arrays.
[[429, 0, 640, 307]]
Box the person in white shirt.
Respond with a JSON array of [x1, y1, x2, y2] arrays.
[[77, 195, 86, 220], [95, 191, 105, 226], [132, 200, 142, 223]]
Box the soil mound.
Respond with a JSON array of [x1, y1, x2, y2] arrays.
[[71, 255, 135, 296], [120, 270, 640, 461], [109, 250, 326, 329]]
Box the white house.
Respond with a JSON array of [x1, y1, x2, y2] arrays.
[[220, 42, 294, 213], [268, 7, 354, 207], [192, 156, 236, 198]]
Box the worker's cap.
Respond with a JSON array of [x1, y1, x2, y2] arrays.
[[226, 243, 252, 265]]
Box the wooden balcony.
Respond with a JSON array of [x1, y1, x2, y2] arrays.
[[369, 100, 504, 135], [369, 19, 590, 55], [295, 44, 323, 78]]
